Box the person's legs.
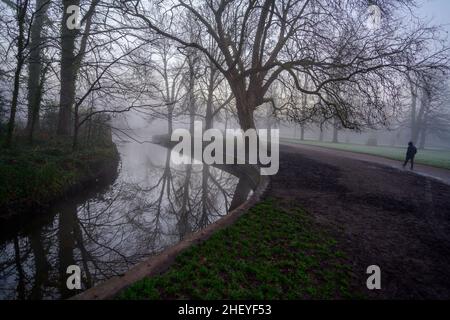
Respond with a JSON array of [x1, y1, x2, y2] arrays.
[[410, 157, 414, 170], [403, 158, 409, 168]]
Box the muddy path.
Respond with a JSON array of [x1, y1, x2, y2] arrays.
[[271, 144, 450, 299]]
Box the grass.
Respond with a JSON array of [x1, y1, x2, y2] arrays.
[[0, 139, 118, 214], [281, 138, 450, 170], [118, 198, 360, 300]]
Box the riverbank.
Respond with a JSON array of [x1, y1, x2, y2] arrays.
[[118, 141, 450, 300], [111, 139, 360, 300], [0, 140, 119, 221], [71, 158, 268, 300], [119, 197, 358, 299]]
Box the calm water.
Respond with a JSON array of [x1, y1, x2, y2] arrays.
[[0, 140, 254, 299]]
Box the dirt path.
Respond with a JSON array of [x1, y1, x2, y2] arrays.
[[283, 142, 450, 185], [272, 143, 450, 299]]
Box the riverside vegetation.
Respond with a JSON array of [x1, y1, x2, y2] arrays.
[[0, 119, 118, 220]]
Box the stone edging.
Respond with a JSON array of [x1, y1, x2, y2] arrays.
[[71, 165, 270, 300]]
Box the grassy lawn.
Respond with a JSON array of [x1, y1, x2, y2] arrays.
[[119, 198, 359, 300], [281, 138, 450, 170], [0, 140, 117, 215]]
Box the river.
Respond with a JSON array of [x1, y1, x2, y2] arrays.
[[0, 134, 254, 299]]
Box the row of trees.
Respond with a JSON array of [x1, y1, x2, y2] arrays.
[[406, 70, 450, 148], [288, 68, 450, 149], [0, 0, 241, 150], [119, 0, 449, 130], [0, 0, 153, 149], [1, 0, 449, 151]]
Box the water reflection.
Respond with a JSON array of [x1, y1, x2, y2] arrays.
[[0, 142, 253, 299]]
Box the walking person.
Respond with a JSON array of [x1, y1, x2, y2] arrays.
[[403, 141, 417, 170]]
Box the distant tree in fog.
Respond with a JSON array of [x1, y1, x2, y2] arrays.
[[407, 71, 450, 149]]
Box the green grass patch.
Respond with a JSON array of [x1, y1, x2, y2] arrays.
[[118, 198, 360, 300], [281, 138, 450, 170], [0, 140, 117, 213]]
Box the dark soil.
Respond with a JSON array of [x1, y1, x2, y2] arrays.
[[272, 144, 450, 299]]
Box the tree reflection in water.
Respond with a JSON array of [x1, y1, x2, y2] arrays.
[[0, 142, 253, 299]]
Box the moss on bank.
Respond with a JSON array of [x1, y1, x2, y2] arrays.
[[0, 140, 119, 218], [118, 198, 360, 300]]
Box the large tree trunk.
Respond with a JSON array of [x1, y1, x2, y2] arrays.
[[57, 0, 80, 136], [59, 0, 99, 141], [230, 81, 257, 130], [27, 69, 46, 143], [26, 0, 49, 143], [235, 99, 256, 130]]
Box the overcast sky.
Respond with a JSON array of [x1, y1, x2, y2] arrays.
[[416, 0, 450, 33]]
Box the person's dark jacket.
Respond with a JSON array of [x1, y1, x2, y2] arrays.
[[407, 145, 417, 158]]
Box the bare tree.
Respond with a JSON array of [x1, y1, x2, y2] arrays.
[[3, 0, 30, 147], [198, 46, 234, 130], [149, 39, 186, 135], [410, 71, 450, 149], [118, 0, 449, 132], [57, 0, 99, 136], [25, 0, 50, 143]]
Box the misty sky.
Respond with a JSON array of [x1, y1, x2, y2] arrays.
[[416, 0, 450, 34]]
